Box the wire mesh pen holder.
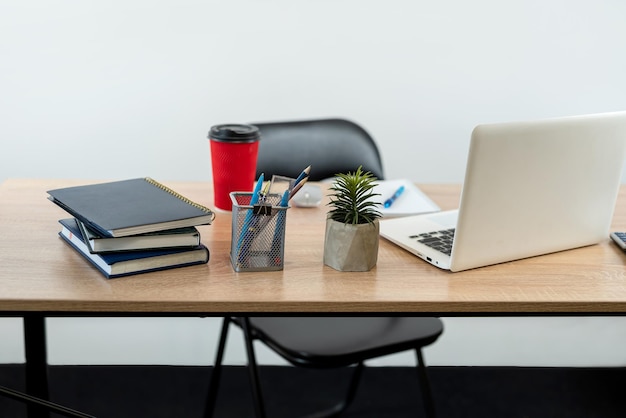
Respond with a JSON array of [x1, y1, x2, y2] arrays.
[[230, 192, 289, 272]]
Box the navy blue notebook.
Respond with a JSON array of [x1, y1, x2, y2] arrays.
[[48, 178, 214, 237], [59, 218, 209, 279]]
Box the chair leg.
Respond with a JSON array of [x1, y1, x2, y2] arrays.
[[241, 317, 267, 418], [204, 317, 231, 418], [302, 361, 365, 418], [415, 349, 436, 418], [336, 361, 364, 415]]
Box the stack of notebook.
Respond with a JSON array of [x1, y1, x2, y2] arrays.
[[48, 178, 214, 279]]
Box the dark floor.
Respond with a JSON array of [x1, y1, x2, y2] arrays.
[[1, 364, 626, 418]]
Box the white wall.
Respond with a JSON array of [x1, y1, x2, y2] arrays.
[[1, 0, 626, 367]]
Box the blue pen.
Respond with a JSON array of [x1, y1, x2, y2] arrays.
[[269, 189, 291, 266], [279, 188, 290, 207], [237, 173, 265, 266], [384, 185, 405, 208], [250, 173, 265, 204]]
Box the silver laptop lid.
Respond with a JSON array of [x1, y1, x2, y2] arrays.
[[450, 111, 626, 271]]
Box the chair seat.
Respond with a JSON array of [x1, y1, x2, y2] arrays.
[[245, 317, 444, 368]]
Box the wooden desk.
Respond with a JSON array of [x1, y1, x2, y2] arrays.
[[1, 178, 625, 416], [1, 178, 625, 315]]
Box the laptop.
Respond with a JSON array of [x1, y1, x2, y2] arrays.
[[379, 111, 626, 272]]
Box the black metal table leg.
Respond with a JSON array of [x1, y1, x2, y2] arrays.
[[23, 315, 49, 418]]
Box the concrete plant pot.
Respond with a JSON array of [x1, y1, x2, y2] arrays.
[[323, 218, 379, 272]]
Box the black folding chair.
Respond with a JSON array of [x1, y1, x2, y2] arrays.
[[205, 317, 443, 418]]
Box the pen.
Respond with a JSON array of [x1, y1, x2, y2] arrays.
[[384, 185, 405, 208], [279, 188, 290, 207], [237, 173, 265, 266], [251, 173, 265, 203], [270, 189, 291, 265]]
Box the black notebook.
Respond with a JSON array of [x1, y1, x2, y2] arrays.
[[48, 178, 214, 237]]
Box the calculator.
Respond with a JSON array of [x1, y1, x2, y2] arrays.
[[610, 232, 626, 251]]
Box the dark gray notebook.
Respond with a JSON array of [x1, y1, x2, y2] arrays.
[[48, 178, 214, 237]]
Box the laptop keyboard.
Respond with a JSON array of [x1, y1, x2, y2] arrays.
[[410, 228, 455, 256]]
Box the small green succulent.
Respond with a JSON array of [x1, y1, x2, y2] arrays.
[[327, 166, 382, 225]]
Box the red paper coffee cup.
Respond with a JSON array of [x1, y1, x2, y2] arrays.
[[208, 124, 260, 211]]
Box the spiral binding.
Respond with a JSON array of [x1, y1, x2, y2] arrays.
[[144, 177, 215, 221]]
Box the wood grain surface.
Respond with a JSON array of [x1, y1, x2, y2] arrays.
[[1, 178, 625, 313]]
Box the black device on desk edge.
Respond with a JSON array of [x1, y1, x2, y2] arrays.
[[610, 232, 626, 251]]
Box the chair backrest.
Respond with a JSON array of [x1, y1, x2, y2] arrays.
[[250, 118, 385, 181]]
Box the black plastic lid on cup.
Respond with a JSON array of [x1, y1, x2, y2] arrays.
[[208, 124, 260, 143]]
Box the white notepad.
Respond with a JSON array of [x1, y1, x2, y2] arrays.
[[373, 179, 440, 218]]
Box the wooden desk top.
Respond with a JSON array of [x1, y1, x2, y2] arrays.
[[1, 178, 625, 314]]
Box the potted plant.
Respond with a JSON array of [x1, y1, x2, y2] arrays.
[[323, 166, 382, 272]]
